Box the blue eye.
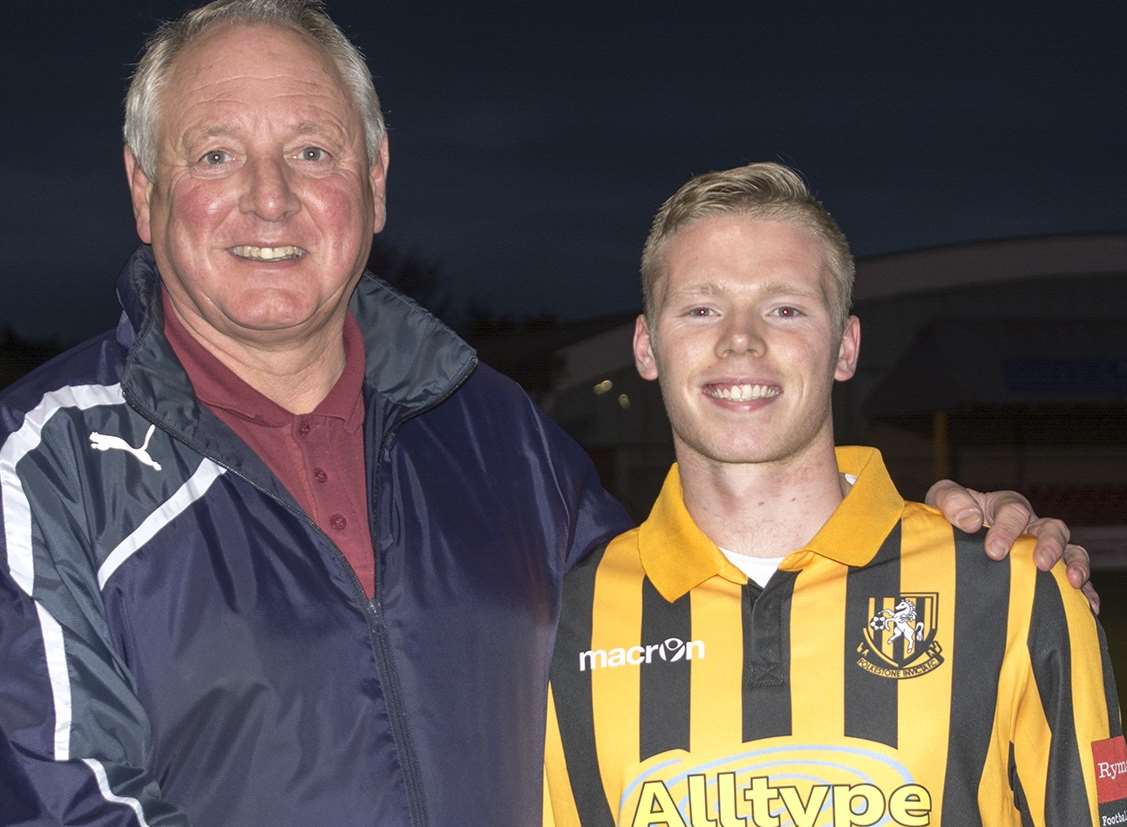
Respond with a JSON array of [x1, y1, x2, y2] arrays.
[[201, 150, 229, 166], [298, 147, 327, 162]]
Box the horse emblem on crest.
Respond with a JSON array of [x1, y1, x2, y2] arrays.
[[857, 593, 944, 679]]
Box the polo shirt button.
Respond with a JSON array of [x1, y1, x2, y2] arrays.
[[330, 513, 348, 531], [297, 421, 311, 436], [313, 467, 328, 483]]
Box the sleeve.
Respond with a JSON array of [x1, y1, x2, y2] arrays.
[[0, 430, 190, 825], [529, 400, 632, 574], [1012, 562, 1122, 826]]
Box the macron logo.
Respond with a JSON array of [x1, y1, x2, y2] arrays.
[[578, 637, 705, 671]]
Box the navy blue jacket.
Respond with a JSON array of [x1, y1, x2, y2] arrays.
[[0, 247, 631, 826]]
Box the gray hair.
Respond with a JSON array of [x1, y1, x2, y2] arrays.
[[124, 0, 385, 178], [640, 162, 855, 330]]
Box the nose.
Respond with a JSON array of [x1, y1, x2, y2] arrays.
[[716, 314, 765, 358], [239, 156, 300, 221]]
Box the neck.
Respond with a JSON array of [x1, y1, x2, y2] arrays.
[[677, 428, 846, 558], [167, 300, 348, 415]]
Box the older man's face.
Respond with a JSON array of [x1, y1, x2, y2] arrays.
[[126, 23, 388, 348]]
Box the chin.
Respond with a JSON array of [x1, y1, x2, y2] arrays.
[[227, 295, 320, 328], [678, 435, 773, 466], [701, 423, 825, 463], [713, 447, 782, 465]]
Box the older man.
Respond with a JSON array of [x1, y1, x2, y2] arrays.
[[0, 2, 1091, 826]]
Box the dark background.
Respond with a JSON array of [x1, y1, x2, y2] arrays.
[[3, 1, 1126, 704], [2, 0, 1125, 343]]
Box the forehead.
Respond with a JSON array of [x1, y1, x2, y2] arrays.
[[659, 213, 830, 292], [160, 23, 354, 129]]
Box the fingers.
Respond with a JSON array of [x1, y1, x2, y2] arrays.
[[927, 482, 1093, 607], [982, 497, 1036, 559], [926, 480, 986, 534], [1062, 543, 1097, 614], [1061, 540, 1090, 582], [1022, 517, 1071, 570], [1082, 580, 1101, 616], [1026, 525, 1096, 609]]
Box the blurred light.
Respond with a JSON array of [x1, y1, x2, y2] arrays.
[[593, 379, 613, 395], [617, 393, 631, 409]]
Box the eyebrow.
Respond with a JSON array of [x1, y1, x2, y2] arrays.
[[181, 120, 345, 146], [293, 121, 330, 136], [666, 281, 824, 300], [666, 282, 724, 298], [180, 124, 238, 148], [757, 281, 824, 299]]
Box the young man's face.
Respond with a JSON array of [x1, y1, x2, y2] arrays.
[[634, 214, 860, 470]]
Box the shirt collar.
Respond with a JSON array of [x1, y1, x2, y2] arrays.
[[639, 446, 905, 603], [163, 291, 366, 432]]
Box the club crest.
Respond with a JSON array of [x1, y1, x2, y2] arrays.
[[856, 593, 944, 679]]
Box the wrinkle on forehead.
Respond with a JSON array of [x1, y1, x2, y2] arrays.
[[170, 29, 346, 100], [176, 113, 354, 155], [159, 23, 361, 156]]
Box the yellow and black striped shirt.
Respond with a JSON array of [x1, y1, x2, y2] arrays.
[[545, 447, 1122, 826]]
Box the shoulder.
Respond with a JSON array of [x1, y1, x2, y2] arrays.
[[1, 330, 127, 447], [904, 502, 1084, 615], [899, 500, 1019, 564], [453, 359, 537, 409], [2, 328, 123, 405], [564, 527, 640, 586], [897, 502, 1035, 604], [422, 360, 585, 461], [557, 529, 638, 630]]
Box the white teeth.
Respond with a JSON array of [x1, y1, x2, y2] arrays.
[[708, 383, 779, 401], [230, 245, 306, 261]]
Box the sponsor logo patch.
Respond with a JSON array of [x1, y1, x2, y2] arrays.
[[622, 736, 933, 827], [1094, 736, 1127, 824], [856, 594, 943, 680]]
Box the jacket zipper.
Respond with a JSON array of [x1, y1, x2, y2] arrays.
[[125, 397, 418, 825], [126, 352, 477, 827], [360, 354, 478, 827]]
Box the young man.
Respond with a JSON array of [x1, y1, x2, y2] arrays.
[[544, 163, 1122, 826]]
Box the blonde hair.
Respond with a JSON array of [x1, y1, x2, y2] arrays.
[[640, 162, 854, 329]]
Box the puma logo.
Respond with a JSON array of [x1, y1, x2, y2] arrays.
[[89, 423, 162, 471]]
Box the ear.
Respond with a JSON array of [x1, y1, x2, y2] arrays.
[[633, 314, 659, 381], [369, 138, 390, 234], [833, 315, 861, 381], [124, 146, 154, 244]]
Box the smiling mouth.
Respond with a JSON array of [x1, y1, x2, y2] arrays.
[[230, 245, 307, 262], [704, 383, 781, 402]]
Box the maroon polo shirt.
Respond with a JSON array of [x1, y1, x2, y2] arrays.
[[163, 295, 376, 598]]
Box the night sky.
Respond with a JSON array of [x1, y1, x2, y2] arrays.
[[4, 0, 1125, 344]]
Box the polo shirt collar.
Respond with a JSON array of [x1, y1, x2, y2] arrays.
[[639, 446, 905, 603], [162, 291, 366, 433]]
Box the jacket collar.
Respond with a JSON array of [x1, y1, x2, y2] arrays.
[[639, 446, 905, 603], [115, 246, 477, 487], [117, 246, 476, 410]]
